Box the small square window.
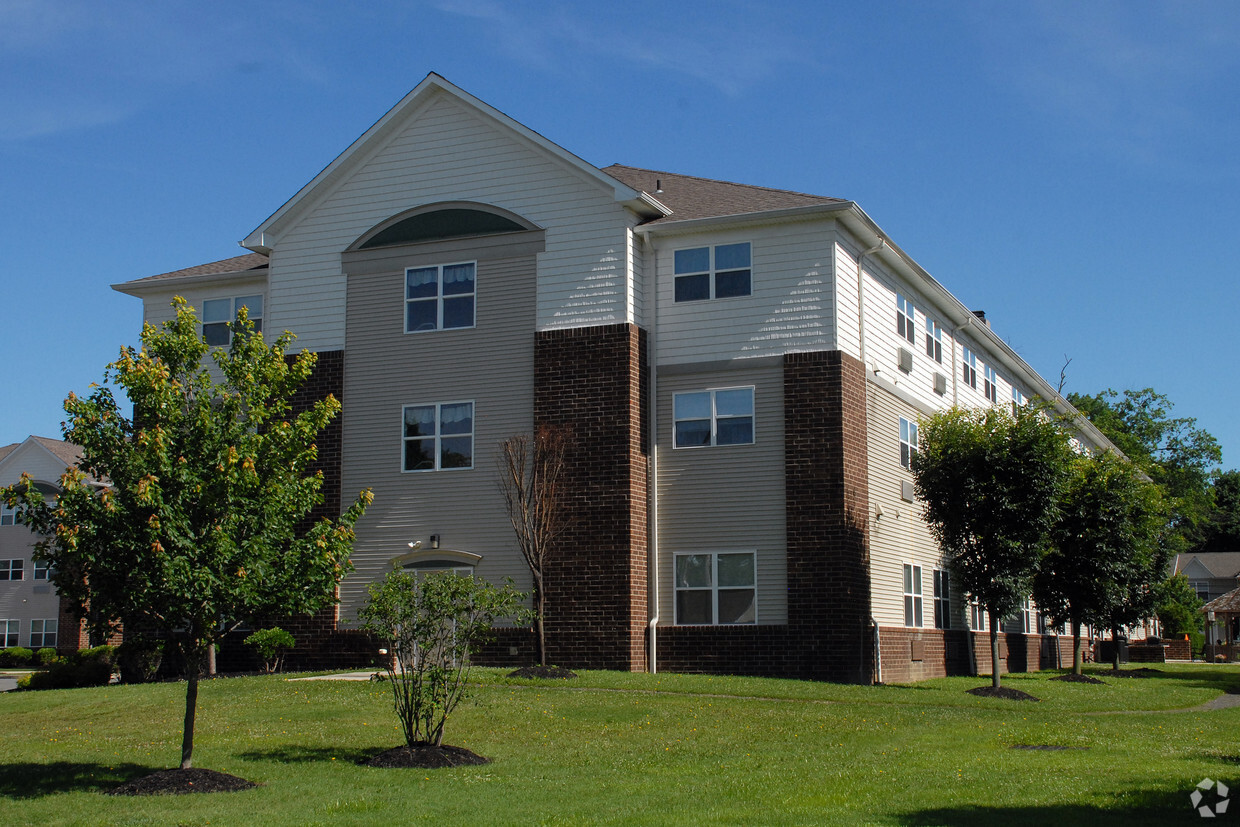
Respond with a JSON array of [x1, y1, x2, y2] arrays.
[[203, 295, 263, 346], [403, 402, 474, 472], [0, 559, 23, 581], [0, 619, 18, 648], [675, 552, 756, 625], [29, 619, 57, 649], [405, 262, 476, 332], [674, 388, 754, 448], [673, 243, 751, 302]]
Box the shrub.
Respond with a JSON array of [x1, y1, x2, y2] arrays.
[[117, 636, 163, 684], [244, 627, 296, 674], [0, 647, 34, 668], [16, 645, 115, 690], [357, 570, 528, 747], [35, 648, 61, 667]]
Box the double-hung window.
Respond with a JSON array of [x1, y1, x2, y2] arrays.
[[933, 569, 951, 630], [984, 365, 998, 404], [0, 502, 15, 526], [29, 619, 57, 649], [962, 347, 977, 389], [903, 564, 923, 627], [899, 417, 918, 469], [402, 402, 474, 472], [673, 388, 754, 448], [1, 620, 17, 648], [969, 598, 987, 632], [673, 243, 751, 302], [896, 295, 916, 344], [32, 560, 50, 580], [674, 552, 756, 625], [1011, 387, 1026, 416], [405, 262, 476, 332], [202, 295, 263, 346], [0, 559, 23, 581], [924, 318, 942, 363]]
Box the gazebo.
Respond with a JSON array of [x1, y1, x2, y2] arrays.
[[1201, 587, 1240, 662]]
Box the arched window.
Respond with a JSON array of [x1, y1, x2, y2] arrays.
[[354, 204, 535, 251]]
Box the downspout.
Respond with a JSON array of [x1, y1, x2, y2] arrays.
[[638, 227, 660, 673], [872, 617, 883, 684], [857, 239, 885, 684]]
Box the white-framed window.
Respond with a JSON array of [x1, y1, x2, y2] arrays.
[[32, 560, 50, 580], [984, 365, 998, 404], [903, 564, 923, 627], [29, 619, 57, 649], [962, 347, 977, 389], [673, 388, 755, 448], [1, 619, 18, 648], [202, 295, 263, 346], [0, 502, 16, 526], [0, 559, 23, 581], [924, 318, 943, 363], [673, 243, 751, 302], [1021, 599, 1033, 634], [899, 417, 918, 469], [674, 551, 756, 625], [1011, 387, 1026, 416], [933, 569, 951, 630], [896, 295, 916, 344], [969, 598, 986, 632], [405, 262, 476, 332], [1190, 580, 1210, 602], [402, 402, 474, 472]]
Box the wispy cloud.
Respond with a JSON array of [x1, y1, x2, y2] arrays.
[[428, 0, 815, 95]]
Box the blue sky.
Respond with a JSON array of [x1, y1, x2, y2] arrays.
[[2, 0, 1237, 470]]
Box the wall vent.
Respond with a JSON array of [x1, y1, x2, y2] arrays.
[[934, 372, 947, 395], [898, 347, 913, 373]]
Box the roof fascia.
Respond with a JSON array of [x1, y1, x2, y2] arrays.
[[242, 73, 665, 255], [0, 436, 72, 482], [111, 267, 269, 298]]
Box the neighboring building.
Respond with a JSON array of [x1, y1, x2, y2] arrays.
[[1175, 552, 1240, 645], [0, 436, 90, 655], [113, 73, 1115, 682]]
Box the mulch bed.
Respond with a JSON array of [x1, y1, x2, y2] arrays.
[[361, 744, 490, 769], [967, 686, 1040, 701], [507, 665, 578, 680], [107, 768, 257, 796], [1107, 667, 1163, 678], [1051, 673, 1107, 684]]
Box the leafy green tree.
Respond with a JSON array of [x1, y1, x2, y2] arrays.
[[2, 299, 371, 770], [1195, 470, 1240, 554], [912, 405, 1072, 688], [1034, 452, 1165, 673], [358, 570, 527, 748], [1068, 388, 1221, 549], [1156, 573, 1205, 651]]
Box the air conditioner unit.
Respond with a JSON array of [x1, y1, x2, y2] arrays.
[[898, 347, 913, 374], [934, 372, 947, 395]]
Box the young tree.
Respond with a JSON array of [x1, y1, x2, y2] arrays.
[[2, 299, 371, 771], [357, 570, 527, 749], [1156, 573, 1205, 650], [1034, 452, 1165, 673], [912, 405, 1072, 688], [497, 426, 568, 666]]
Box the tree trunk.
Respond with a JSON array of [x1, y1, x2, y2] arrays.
[[1111, 625, 1121, 671], [181, 642, 202, 770], [534, 572, 547, 667], [1071, 619, 1082, 675], [989, 610, 1001, 689]]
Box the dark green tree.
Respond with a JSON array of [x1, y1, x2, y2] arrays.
[[1155, 573, 1205, 651], [2, 299, 371, 771], [1068, 388, 1221, 550], [912, 405, 1072, 688], [1195, 470, 1240, 553], [1034, 452, 1166, 673]]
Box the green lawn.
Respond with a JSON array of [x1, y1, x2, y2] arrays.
[[0, 664, 1236, 825]]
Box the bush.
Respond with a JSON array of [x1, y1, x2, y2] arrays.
[[35, 648, 61, 667], [0, 647, 34, 668], [16, 645, 115, 690], [117, 636, 163, 684], [244, 627, 296, 674]]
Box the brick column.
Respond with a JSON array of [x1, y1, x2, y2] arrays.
[[535, 324, 648, 671], [784, 350, 873, 683]]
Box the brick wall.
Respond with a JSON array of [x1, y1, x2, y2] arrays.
[[534, 324, 649, 671], [783, 351, 873, 683], [878, 626, 1087, 682]]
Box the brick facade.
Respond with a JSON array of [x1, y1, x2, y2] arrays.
[[534, 324, 649, 671], [878, 625, 1087, 683], [783, 351, 873, 683]]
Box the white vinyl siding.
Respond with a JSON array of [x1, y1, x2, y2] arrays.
[[264, 93, 640, 352], [656, 220, 837, 366], [656, 361, 786, 624]]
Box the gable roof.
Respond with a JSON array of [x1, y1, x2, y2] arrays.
[[240, 73, 668, 255], [1175, 553, 1240, 580], [113, 253, 269, 295], [1202, 586, 1240, 614], [0, 436, 83, 482], [603, 165, 847, 224]]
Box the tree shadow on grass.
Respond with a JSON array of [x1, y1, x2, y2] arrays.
[[0, 762, 156, 799], [235, 745, 378, 765], [899, 789, 1200, 826]]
